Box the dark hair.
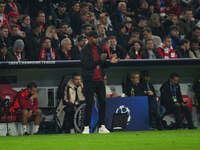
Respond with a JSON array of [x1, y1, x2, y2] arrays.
[[163, 36, 171, 41], [190, 37, 199, 44], [37, 10, 45, 17], [180, 39, 189, 46], [0, 26, 8, 31], [72, 72, 81, 79], [101, 37, 110, 45], [0, 0, 5, 4], [27, 82, 37, 89], [143, 27, 152, 33], [170, 72, 179, 79]]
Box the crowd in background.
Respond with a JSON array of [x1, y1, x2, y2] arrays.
[[0, 0, 200, 61]]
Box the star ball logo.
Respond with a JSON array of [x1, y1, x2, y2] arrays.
[[115, 105, 131, 125]]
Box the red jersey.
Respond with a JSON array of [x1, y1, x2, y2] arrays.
[[157, 45, 178, 59], [10, 89, 38, 112]]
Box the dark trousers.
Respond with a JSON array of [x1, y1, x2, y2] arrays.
[[166, 104, 193, 128], [84, 80, 106, 127], [62, 104, 75, 132], [148, 96, 162, 129]]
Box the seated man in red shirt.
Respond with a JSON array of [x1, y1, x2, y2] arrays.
[[10, 82, 42, 135]]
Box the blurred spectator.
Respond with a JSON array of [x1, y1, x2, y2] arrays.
[[154, 0, 167, 18], [71, 35, 87, 60], [111, 1, 128, 31], [0, 26, 9, 46], [136, 0, 151, 20], [168, 25, 181, 50], [116, 23, 129, 51], [35, 10, 46, 33], [128, 29, 141, 47], [127, 40, 143, 59], [157, 36, 178, 59], [179, 9, 196, 36], [69, 1, 80, 36], [81, 24, 93, 36], [7, 11, 20, 31], [25, 22, 42, 61], [0, 42, 12, 61], [110, 36, 126, 59], [189, 26, 200, 42], [51, 2, 71, 28], [142, 38, 161, 59], [0, 0, 8, 27], [100, 37, 111, 58], [148, 13, 166, 38], [8, 24, 25, 47], [58, 23, 73, 41], [10, 39, 26, 61], [124, 17, 133, 36], [142, 27, 162, 48], [94, 0, 106, 20], [166, 0, 182, 17], [162, 14, 181, 35], [97, 24, 106, 41], [70, 2, 90, 36], [56, 38, 72, 60], [99, 12, 115, 36], [45, 25, 60, 50], [5, 0, 20, 14], [160, 72, 195, 129], [189, 38, 200, 58], [39, 37, 56, 61], [137, 17, 148, 32], [20, 15, 31, 35], [176, 39, 190, 58]]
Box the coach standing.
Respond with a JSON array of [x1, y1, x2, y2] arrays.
[[81, 31, 119, 134]]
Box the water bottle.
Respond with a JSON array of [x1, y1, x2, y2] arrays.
[[7, 128, 12, 136]]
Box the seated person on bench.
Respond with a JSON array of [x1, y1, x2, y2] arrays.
[[160, 73, 195, 129], [124, 72, 145, 97], [56, 72, 85, 133], [10, 82, 42, 135]]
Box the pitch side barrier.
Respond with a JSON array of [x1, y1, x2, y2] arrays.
[[0, 59, 200, 86]]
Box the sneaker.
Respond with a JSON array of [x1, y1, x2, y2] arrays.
[[82, 126, 89, 134], [99, 125, 110, 134]]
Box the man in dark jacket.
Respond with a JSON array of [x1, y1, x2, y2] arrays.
[[81, 31, 119, 134], [176, 39, 190, 58], [160, 73, 195, 129], [25, 22, 43, 61], [140, 70, 163, 130], [124, 72, 145, 97]]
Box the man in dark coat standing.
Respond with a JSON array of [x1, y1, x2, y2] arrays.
[[81, 31, 119, 134], [160, 73, 195, 129]]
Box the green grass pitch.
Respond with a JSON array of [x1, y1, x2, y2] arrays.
[[0, 130, 200, 150]]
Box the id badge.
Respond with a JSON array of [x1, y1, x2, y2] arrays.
[[173, 96, 177, 102]]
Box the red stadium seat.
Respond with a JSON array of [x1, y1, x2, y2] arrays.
[[0, 84, 18, 123]]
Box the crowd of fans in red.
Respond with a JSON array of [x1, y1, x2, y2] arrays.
[[0, 0, 200, 61]]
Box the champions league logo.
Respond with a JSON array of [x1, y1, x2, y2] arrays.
[[115, 105, 131, 124]]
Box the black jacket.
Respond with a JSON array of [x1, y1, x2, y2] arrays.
[[176, 48, 190, 58], [160, 80, 183, 108], [80, 44, 109, 82], [142, 48, 162, 59], [125, 83, 145, 97]]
